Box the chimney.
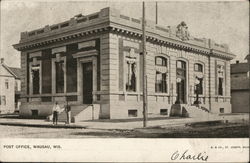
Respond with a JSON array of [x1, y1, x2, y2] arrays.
[[236, 60, 239, 64], [0, 58, 4, 64]]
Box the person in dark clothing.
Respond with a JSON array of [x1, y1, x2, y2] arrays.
[[65, 100, 71, 124]]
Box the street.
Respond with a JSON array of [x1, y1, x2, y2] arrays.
[[0, 122, 248, 138]]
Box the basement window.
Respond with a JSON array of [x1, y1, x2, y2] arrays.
[[31, 110, 38, 117], [128, 110, 138, 117], [220, 108, 224, 113], [160, 109, 168, 115]]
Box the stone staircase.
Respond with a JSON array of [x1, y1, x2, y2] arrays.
[[57, 104, 100, 123], [170, 104, 218, 120]]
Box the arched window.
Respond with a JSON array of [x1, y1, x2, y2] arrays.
[[217, 65, 224, 95], [155, 56, 168, 93]]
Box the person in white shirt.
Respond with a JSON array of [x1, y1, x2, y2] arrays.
[[52, 102, 62, 125]]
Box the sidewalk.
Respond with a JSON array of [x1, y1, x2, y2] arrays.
[[0, 113, 248, 130]]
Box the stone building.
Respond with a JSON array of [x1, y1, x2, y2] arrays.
[[231, 55, 250, 113], [0, 58, 21, 114], [13, 8, 235, 120]]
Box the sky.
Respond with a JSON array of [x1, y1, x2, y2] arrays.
[[0, 0, 249, 68]]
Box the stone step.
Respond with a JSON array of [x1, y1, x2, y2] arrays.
[[184, 105, 217, 119], [58, 105, 92, 123]]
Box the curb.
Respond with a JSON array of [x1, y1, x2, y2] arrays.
[[0, 122, 86, 129]]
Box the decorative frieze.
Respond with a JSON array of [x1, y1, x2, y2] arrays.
[[52, 46, 66, 54], [78, 40, 96, 49]]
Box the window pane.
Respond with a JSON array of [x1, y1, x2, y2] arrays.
[[198, 65, 203, 72], [218, 77, 223, 95], [155, 72, 167, 93], [32, 69, 40, 94], [177, 61, 182, 68], [156, 57, 167, 66], [194, 64, 198, 71], [126, 62, 136, 92], [162, 58, 167, 66], [194, 63, 203, 72], [56, 61, 64, 93], [156, 57, 162, 65], [42, 50, 52, 94], [66, 44, 78, 92]]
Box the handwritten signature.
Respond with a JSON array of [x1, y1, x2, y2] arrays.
[[171, 150, 208, 161]]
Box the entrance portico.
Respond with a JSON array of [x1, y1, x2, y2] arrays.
[[73, 49, 98, 104]]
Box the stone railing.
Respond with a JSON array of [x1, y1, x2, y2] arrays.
[[20, 8, 110, 42]]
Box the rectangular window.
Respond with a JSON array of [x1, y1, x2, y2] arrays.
[[42, 49, 52, 94], [155, 72, 167, 93], [126, 62, 136, 92], [66, 44, 78, 92], [218, 77, 223, 95], [128, 110, 138, 117], [56, 61, 64, 93], [5, 79, 9, 89], [32, 68, 40, 94], [220, 108, 224, 113]]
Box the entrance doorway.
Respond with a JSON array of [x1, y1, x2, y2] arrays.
[[82, 62, 93, 104], [176, 60, 187, 104]]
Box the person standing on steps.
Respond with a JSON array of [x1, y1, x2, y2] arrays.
[[52, 102, 61, 125], [65, 100, 71, 124]]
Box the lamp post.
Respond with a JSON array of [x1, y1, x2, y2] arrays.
[[175, 77, 182, 104]]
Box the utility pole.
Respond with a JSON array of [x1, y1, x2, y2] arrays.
[[142, 1, 148, 127]]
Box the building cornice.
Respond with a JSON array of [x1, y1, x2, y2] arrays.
[[13, 7, 235, 60]]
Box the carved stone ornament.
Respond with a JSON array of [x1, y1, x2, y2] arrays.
[[217, 65, 224, 77], [126, 57, 136, 64], [129, 48, 136, 58], [195, 72, 204, 79], [176, 21, 190, 41], [32, 57, 39, 66]]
